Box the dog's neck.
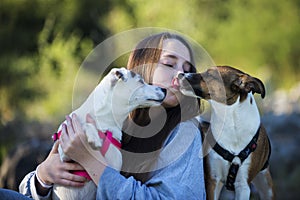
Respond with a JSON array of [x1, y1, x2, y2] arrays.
[[71, 82, 129, 142], [209, 93, 261, 153]]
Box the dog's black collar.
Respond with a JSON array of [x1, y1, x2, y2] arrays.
[[207, 126, 260, 191]]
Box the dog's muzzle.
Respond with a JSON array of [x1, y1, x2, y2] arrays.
[[147, 87, 166, 102]]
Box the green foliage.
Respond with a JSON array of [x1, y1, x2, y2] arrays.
[[0, 0, 299, 124], [0, 0, 108, 123], [105, 0, 300, 89]]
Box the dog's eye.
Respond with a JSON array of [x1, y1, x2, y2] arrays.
[[183, 62, 193, 73]]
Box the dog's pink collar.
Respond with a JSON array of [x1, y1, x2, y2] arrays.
[[52, 129, 121, 180], [97, 130, 122, 155]]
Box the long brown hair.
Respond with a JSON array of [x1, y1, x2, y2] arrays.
[[121, 32, 200, 182]]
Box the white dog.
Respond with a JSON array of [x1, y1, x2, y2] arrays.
[[52, 68, 166, 200]]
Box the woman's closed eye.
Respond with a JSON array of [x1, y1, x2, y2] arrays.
[[159, 55, 193, 72], [159, 56, 176, 68], [159, 60, 175, 68], [162, 63, 174, 68]]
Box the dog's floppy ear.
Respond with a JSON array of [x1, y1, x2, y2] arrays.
[[114, 68, 128, 82], [233, 75, 266, 98], [115, 70, 125, 81], [110, 68, 128, 86], [251, 77, 266, 98]]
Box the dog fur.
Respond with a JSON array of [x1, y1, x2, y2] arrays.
[[178, 66, 274, 200], [52, 68, 166, 200]]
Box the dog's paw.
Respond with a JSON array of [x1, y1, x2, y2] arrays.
[[84, 123, 103, 149], [88, 138, 103, 149]]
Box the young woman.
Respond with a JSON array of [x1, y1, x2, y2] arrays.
[[19, 32, 206, 199]]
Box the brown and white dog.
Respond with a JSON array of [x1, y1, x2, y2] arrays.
[[52, 68, 166, 200], [178, 66, 274, 200]]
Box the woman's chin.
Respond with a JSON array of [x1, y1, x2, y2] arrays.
[[162, 94, 180, 108]]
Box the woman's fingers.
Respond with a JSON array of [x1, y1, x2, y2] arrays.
[[60, 123, 74, 158], [71, 113, 84, 136], [60, 114, 90, 163], [56, 172, 87, 187], [62, 171, 86, 182], [59, 162, 88, 186], [66, 115, 75, 136], [52, 162, 87, 186], [58, 178, 86, 187], [64, 161, 85, 171], [60, 124, 68, 145], [50, 140, 59, 154], [39, 125, 91, 188]]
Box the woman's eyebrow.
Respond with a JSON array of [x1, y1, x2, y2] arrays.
[[161, 54, 177, 60]]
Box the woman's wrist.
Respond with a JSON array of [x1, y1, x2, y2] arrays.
[[36, 164, 53, 188], [35, 164, 53, 196]]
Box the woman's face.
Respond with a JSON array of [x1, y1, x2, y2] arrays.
[[152, 38, 193, 107]]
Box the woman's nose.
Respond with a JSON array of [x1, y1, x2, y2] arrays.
[[176, 64, 185, 73], [177, 68, 184, 73]]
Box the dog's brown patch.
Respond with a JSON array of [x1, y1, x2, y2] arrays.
[[248, 125, 271, 181]]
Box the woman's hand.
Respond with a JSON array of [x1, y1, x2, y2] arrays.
[[37, 141, 87, 187], [35, 140, 87, 196], [60, 114, 102, 165], [60, 114, 107, 185]]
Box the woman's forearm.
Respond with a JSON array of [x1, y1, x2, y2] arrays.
[[79, 153, 107, 185]]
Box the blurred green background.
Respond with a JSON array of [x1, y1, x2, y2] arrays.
[[1, 0, 299, 124], [0, 0, 299, 198]]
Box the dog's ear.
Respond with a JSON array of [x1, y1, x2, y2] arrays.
[[251, 77, 266, 98], [233, 75, 266, 98], [115, 68, 128, 82], [110, 68, 128, 84], [115, 70, 125, 81]]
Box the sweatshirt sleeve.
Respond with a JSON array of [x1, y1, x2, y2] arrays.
[[19, 171, 52, 200], [97, 120, 206, 200]]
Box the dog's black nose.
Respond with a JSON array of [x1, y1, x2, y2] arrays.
[[177, 73, 185, 79], [161, 88, 167, 96]]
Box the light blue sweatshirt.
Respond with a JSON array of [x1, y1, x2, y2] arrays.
[[19, 119, 206, 199]]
